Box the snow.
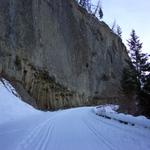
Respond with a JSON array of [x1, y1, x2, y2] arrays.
[[0, 79, 39, 125], [0, 80, 150, 150], [95, 104, 119, 113], [95, 104, 150, 129]]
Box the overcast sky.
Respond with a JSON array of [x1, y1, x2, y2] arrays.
[[92, 0, 150, 54]]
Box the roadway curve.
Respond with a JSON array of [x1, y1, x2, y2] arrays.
[[0, 107, 150, 150]]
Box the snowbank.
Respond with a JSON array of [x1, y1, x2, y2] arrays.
[[94, 104, 150, 129], [0, 79, 39, 125]]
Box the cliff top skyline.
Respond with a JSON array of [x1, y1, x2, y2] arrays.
[[93, 0, 150, 54]]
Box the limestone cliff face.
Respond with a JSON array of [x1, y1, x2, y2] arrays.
[[0, 0, 130, 110]]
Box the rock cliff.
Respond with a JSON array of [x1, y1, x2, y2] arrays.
[[0, 0, 130, 110]]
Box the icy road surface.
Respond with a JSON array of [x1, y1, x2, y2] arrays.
[[0, 107, 150, 150]]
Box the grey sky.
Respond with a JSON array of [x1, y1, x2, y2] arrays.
[[92, 0, 150, 53]]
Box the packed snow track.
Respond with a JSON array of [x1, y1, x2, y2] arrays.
[[0, 107, 150, 150]]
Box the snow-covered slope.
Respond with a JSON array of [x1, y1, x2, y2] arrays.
[[0, 79, 39, 125], [0, 80, 150, 150]]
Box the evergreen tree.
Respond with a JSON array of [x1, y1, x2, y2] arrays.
[[121, 61, 139, 96], [79, 0, 91, 12], [94, 0, 100, 15], [93, 0, 103, 20], [121, 61, 140, 113], [111, 20, 116, 33], [143, 74, 150, 93], [127, 30, 150, 84], [99, 7, 103, 20], [127, 30, 150, 116], [116, 25, 122, 38], [139, 73, 150, 117]]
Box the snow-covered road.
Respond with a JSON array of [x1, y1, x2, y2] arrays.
[[0, 107, 150, 150], [0, 80, 150, 150]]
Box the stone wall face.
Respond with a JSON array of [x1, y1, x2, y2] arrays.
[[0, 0, 130, 109]]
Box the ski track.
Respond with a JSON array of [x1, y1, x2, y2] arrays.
[[1, 107, 150, 150], [82, 117, 116, 150], [17, 114, 57, 150]]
